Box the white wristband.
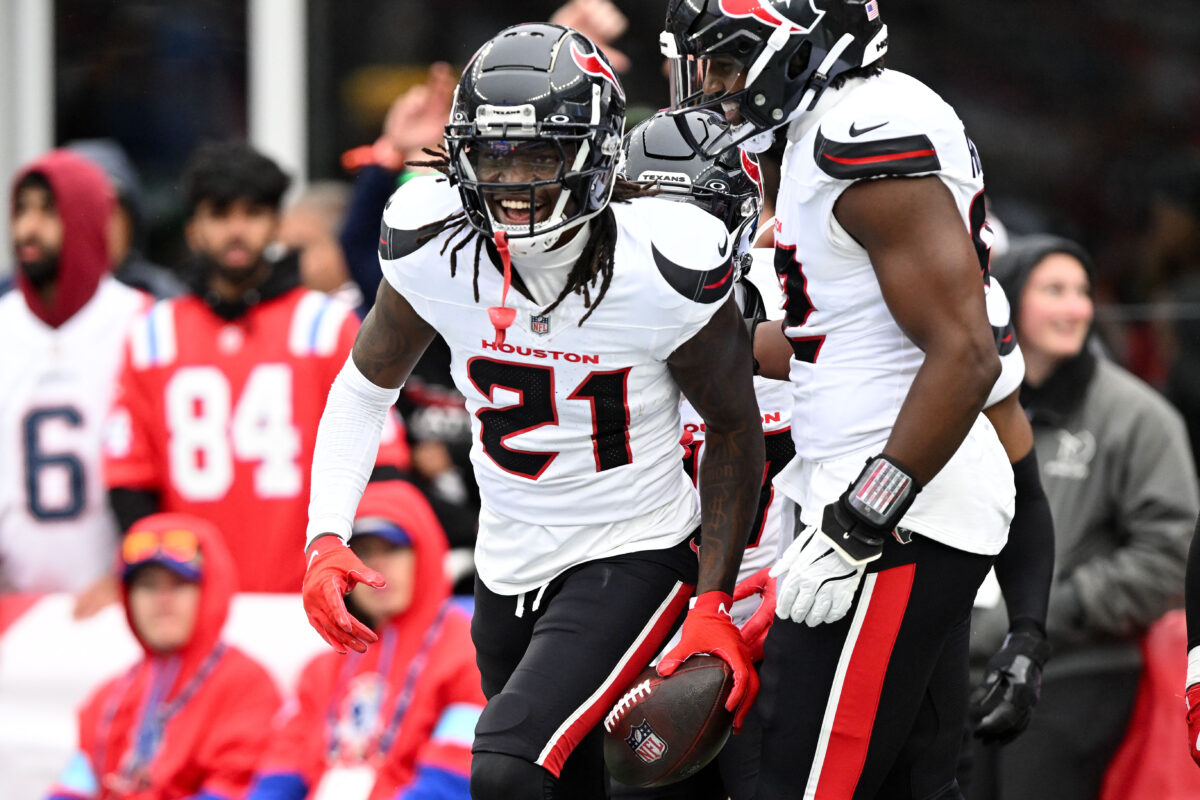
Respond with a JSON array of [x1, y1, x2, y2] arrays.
[[1188, 645, 1200, 691], [306, 355, 401, 549]]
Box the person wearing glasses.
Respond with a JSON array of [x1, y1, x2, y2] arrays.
[[45, 513, 281, 800]]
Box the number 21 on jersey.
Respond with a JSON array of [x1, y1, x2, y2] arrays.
[[467, 357, 631, 480], [165, 364, 301, 501]]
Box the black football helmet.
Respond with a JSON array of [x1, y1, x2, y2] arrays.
[[661, 0, 888, 153], [620, 110, 762, 266], [444, 23, 626, 254]]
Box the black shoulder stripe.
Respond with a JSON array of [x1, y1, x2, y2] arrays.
[[652, 244, 734, 304], [379, 218, 440, 261], [814, 129, 941, 180]]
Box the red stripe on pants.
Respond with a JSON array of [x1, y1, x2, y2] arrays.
[[815, 563, 916, 799], [539, 581, 694, 776]]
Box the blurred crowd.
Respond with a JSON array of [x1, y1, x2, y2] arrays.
[[3, 1, 1200, 799]]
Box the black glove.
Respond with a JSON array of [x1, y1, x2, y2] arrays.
[[969, 629, 1051, 745]]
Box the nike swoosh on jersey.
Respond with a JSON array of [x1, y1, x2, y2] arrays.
[[652, 244, 734, 304], [813, 128, 941, 180], [849, 120, 888, 137]]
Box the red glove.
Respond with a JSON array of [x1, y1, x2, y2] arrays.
[[732, 567, 776, 663], [1186, 683, 1200, 766], [657, 590, 760, 732], [302, 535, 386, 654]]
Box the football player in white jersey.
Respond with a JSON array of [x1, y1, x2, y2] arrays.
[[0, 150, 145, 604], [616, 109, 789, 800], [665, 2, 1017, 797], [301, 24, 764, 800]]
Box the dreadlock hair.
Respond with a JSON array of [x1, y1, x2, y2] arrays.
[[407, 148, 659, 325]]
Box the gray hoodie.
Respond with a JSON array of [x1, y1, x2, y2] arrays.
[[971, 235, 1200, 677]]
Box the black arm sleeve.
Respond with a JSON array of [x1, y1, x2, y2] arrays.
[[994, 448, 1055, 635], [108, 488, 161, 535], [1186, 512, 1200, 650]]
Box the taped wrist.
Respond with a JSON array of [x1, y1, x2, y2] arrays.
[[825, 455, 922, 564], [1189, 646, 1200, 691], [997, 629, 1051, 669], [306, 356, 401, 548]]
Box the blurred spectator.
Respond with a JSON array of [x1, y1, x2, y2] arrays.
[[277, 180, 362, 309], [103, 141, 409, 593], [0, 150, 145, 614], [247, 480, 482, 800], [45, 513, 281, 800], [66, 139, 188, 299], [967, 235, 1200, 799], [341, 61, 456, 316]]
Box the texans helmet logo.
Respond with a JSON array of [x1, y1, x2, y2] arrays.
[[571, 43, 624, 99], [717, 0, 825, 34], [740, 150, 764, 202]]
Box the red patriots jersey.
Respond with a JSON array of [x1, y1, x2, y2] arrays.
[[104, 288, 408, 592]]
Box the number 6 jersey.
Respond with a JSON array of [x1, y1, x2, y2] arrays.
[[0, 278, 145, 592], [379, 176, 734, 595]]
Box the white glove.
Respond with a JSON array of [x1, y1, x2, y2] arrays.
[[770, 524, 865, 626]]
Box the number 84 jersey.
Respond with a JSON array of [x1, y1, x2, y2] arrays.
[[380, 176, 734, 595]]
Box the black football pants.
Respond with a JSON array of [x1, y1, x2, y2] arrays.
[[757, 533, 993, 800], [470, 536, 697, 800]]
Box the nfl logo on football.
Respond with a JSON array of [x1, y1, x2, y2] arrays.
[[531, 313, 551, 335], [626, 720, 668, 764]]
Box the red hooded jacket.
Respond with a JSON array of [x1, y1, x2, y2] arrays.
[[252, 481, 483, 800], [50, 514, 281, 800], [12, 149, 115, 328]]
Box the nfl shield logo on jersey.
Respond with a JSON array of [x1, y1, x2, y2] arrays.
[[531, 313, 551, 335], [626, 720, 668, 764]]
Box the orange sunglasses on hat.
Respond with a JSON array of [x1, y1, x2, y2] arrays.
[[121, 522, 204, 582]]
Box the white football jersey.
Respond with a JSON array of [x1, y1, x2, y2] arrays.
[[680, 249, 791, 624], [772, 71, 1013, 556], [380, 176, 734, 594], [0, 278, 146, 591], [984, 276, 1025, 409]]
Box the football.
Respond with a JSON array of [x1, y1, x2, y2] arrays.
[[603, 655, 734, 788]]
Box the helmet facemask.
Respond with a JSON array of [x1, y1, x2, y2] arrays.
[[444, 24, 627, 257], [661, 0, 888, 156]]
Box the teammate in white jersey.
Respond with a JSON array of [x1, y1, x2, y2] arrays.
[[616, 109, 790, 800], [665, 2, 1016, 797], [301, 24, 764, 800], [1, 150, 145, 604]]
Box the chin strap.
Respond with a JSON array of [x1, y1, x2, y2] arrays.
[[488, 231, 517, 346]]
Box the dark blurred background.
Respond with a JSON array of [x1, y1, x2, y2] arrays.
[[49, 0, 1200, 369]]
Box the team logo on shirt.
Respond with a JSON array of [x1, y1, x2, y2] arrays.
[[626, 720, 668, 763], [332, 673, 385, 762], [531, 313, 551, 335]]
